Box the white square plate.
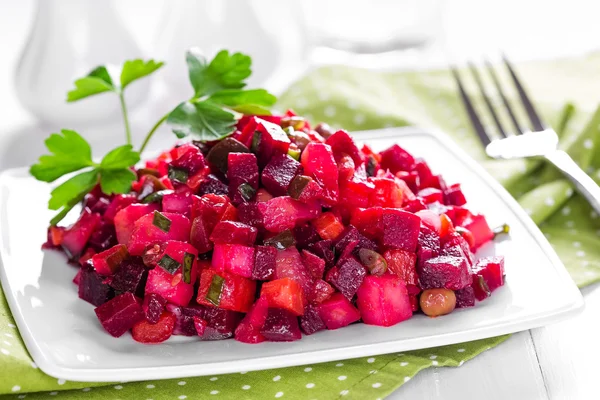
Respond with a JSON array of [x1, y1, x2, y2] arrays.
[[0, 127, 583, 382]]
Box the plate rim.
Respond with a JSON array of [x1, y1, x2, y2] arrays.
[[0, 126, 585, 382]]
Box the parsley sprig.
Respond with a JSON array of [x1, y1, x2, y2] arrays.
[[30, 49, 277, 225]]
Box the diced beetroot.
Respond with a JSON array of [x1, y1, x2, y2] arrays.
[[416, 210, 442, 234], [144, 242, 198, 306], [328, 256, 366, 300], [252, 245, 277, 280], [131, 311, 176, 344], [288, 175, 324, 204], [418, 188, 444, 204], [228, 152, 259, 205], [301, 142, 339, 205], [460, 213, 494, 250], [87, 221, 118, 253], [326, 129, 362, 165], [114, 203, 160, 246], [310, 279, 335, 304], [455, 286, 475, 308], [417, 225, 441, 267], [94, 292, 144, 338], [260, 308, 302, 342], [427, 175, 448, 192], [383, 249, 418, 287], [339, 176, 373, 211], [198, 305, 244, 340], [170, 144, 207, 177], [197, 269, 256, 312], [300, 304, 326, 335], [142, 293, 167, 324], [351, 207, 384, 240], [293, 223, 320, 249], [444, 183, 467, 206], [472, 256, 505, 294], [368, 177, 404, 208], [311, 212, 344, 241], [167, 304, 201, 336], [61, 208, 102, 259], [307, 240, 335, 268], [334, 225, 378, 258], [301, 250, 326, 280], [78, 248, 96, 267], [442, 235, 473, 267], [212, 244, 255, 278], [380, 208, 421, 252], [403, 198, 427, 213], [103, 194, 137, 223], [261, 278, 305, 315], [317, 292, 361, 330], [258, 196, 320, 233], [413, 158, 434, 189], [419, 255, 472, 290], [78, 265, 115, 306], [73, 269, 82, 285], [379, 144, 415, 173], [108, 257, 148, 297], [261, 154, 302, 196], [275, 247, 314, 301], [336, 154, 355, 182], [162, 191, 193, 218], [190, 216, 212, 254], [210, 221, 257, 246], [234, 296, 269, 344], [237, 202, 265, 230], [254, 119, 291, 167], [128, 211, 191, 256], [357, 275, 412, 326], [198, 174, 229, 196], [193, 316, 208, 336], [90, 244, 129, 276], [190, 194, 231, 227]]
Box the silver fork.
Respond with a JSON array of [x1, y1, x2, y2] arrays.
[[452, 56, 600, 214]]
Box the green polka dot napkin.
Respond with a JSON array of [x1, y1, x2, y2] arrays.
[[2, 53, 600, 400]]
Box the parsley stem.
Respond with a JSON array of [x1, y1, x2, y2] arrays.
[[119, 92, 132, 145], [139, 112, 168, 153]]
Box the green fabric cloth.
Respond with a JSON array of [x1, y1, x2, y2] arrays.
[[2, 53, 600, 399]]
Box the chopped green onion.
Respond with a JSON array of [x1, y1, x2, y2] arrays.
[[168, 165, 189, 183], [287, 147, 301, 161], [264, 229, 296, 250], [158, 254, 181, 274], [283, 126, 295, 138], [152, 211, 171, 233], [238, 182, 256, 202], [493, 223, 510, 239], [366, 156, 377, 177], [142, 189, 173, 204], [105, 245, 130, 272], [205, 274, 225, 306], [358, 248, 387, 276], [288, 175, 311, 199], [280, 116, 306, 131], [251, 131, 261, 153], [182, 252, 195, 284]]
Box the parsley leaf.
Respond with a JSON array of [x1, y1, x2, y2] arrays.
[[67, 59, 164, 102], [208, 89, 276, 115], [99, 169, 137, 195], [31, 130, 140, 224], [186, 49, 251, 97], [100, 144, 140, 169], [167, 101, 236, 140], [48, 170, 98, 211], [120, 59, 164, 89], [30, 130, 94, 182]]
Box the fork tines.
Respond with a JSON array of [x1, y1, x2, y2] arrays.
[[452, 56, 547, 149]]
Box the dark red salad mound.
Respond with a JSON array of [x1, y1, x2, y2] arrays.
[[46, 111, 505, 344]]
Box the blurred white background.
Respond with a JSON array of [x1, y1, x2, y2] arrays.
[[0, 0, 599, 168]]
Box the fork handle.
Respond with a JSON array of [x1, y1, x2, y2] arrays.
[[545, 150, 600, 214]]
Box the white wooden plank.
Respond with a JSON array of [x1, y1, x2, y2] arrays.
[[530, 284, 600, 400], [389, 332, 548, 400]]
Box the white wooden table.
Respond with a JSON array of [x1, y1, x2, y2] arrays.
[[1, 1, 599, 399]]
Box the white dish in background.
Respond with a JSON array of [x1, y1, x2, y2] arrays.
[[0, 127, 583, 382]]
